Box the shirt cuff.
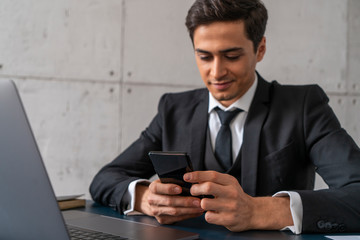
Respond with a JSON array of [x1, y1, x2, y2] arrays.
[[273, 191, 303, 234], [123, 179, 151, 216]]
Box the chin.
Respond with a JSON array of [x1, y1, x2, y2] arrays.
[[214, 93, 233, 102]]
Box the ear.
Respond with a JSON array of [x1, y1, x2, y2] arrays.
[[256, 37, 266, 62]]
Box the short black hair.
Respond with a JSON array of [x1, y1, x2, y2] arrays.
[[185, 0, 268, 52]]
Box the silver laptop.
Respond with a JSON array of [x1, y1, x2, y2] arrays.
[[0, 79, 199, 240]]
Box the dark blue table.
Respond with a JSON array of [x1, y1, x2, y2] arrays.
[[80, 201, 359, 240]]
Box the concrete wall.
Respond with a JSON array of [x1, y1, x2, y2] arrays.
[[0, 0, 358, 197]]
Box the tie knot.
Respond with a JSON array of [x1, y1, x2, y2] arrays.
[[215, 107, 242, 125]]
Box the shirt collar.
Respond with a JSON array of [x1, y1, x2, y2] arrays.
[[208, 73, 258, 113]]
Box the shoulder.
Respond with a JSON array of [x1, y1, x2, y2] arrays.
[[154, 88, 208, 121], [269, 80, 328, 103], [158, 88, 208, 108]]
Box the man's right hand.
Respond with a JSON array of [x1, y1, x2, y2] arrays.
[[134, 179, 204, 224]]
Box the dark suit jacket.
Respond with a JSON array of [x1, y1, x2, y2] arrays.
[[90, 74, 360, 233]]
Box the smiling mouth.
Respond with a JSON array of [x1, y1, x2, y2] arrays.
[[211, 80, 234, 90]]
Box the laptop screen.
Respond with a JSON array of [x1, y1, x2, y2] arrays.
[[0, 80, 70, 240]]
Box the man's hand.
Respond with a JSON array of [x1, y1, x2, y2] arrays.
[[134, 179, 204, 224], [184, 171, 293, 232]]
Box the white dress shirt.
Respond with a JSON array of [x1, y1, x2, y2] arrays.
[[207, 75, 256, 162], [123, 74, 303, 234]]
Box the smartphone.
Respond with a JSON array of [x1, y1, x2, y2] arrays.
[[148, 151, 193, 196]]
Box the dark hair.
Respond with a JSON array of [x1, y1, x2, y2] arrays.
[[185, 0, 268, 52]]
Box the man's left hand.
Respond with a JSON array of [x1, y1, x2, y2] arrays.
[[183, 171, 293, 232]]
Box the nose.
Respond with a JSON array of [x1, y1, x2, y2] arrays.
[[210, 58, 227, 80]]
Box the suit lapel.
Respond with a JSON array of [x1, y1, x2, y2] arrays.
[[188, 78, 271, 195], [240, 75, 271, 196], [190, 89, 209, 171]]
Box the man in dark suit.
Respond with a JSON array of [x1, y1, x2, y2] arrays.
[[90, 0, 360, 233]]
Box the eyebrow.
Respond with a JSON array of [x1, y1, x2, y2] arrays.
[[195, 47, 244, 54]]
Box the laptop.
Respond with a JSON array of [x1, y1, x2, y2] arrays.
[[0, 79, 199, 240]]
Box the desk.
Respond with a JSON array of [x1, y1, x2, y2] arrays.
[[78, 201, 359, 240]]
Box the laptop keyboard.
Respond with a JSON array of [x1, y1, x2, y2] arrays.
[[68, 225, 128, 240]]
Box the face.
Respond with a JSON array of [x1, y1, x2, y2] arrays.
[[193, 21, 266, 107]]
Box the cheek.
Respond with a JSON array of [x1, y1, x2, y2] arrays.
[[230, 61, 252, 78], [228, 66, 245, 79], [196, 63, 210, 80]]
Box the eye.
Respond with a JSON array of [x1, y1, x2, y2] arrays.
[[199, 55, 212, 61], [225, 55, 240, 60]]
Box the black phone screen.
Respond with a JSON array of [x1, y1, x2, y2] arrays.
[[148, 151, 193, 196]]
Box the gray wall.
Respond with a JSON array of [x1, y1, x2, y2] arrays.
[[0, 0, 359, 197]]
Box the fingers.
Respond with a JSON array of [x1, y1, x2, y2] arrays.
[[190, 181, 223, 198], [149, 171, 257, 231], [149, 204, 204, 218], [184, 171, 241, 199], [184, 170, 236, 186], [202, 196, 255, 232], [181, 170, 253, 231], [148, 192, 202, 208], [146, 194, 204, 224], [146, 180, 204, 223], [149, 179, 183, 195], [199, 195, 237, 212]]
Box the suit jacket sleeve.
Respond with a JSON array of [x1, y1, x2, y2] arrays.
[[297, 85, 360, 233], [89, 88, 207, 213], [89, 94, 167, 213]]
